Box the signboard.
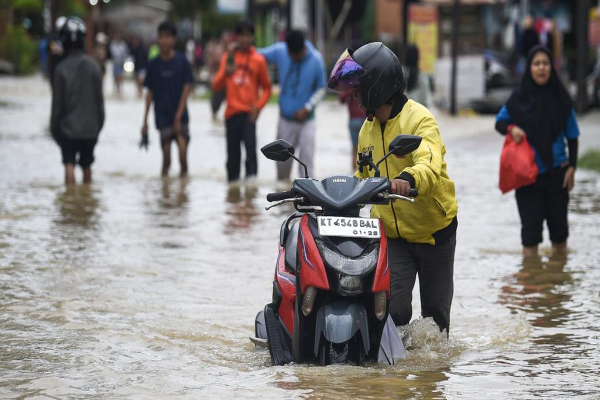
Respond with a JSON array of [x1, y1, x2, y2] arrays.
[[290, 0, 309, 32], [407, 4, 438, 75], [591, 7, 600, 48], [217, 0, 247, 15]]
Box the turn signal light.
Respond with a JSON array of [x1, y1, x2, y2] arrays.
[[374, 291, 387, 320], [302, 287, 318, 316]]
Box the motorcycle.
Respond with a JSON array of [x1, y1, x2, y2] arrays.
[[253, 134, 422, 366]]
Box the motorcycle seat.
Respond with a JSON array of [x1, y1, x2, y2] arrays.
[[284, 221, 299, 274]]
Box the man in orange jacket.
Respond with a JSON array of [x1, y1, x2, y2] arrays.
[[212, 20, 272, 182]]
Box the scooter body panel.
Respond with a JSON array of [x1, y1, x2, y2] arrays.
[[372, 225, 390, 297], [298, 215, 330, 295], [275, 246, 296, 336]]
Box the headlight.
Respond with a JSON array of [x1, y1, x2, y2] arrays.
[[339, 274, 362, 292], [316, 242, 379, 276], [124, 61, 135, 73]]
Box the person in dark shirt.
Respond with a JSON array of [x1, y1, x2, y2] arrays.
[[141, 21, 194, 177], [131, 36, 148, 98], [520, 15, 539, 59], [51, 16, 104, 186]]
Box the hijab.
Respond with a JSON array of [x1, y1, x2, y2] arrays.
[[506, 45, 573, 170]]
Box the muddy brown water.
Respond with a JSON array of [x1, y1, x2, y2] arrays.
[[1, 76, 599, 399]]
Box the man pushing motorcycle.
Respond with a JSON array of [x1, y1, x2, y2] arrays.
[[328, 43, 458, 335]]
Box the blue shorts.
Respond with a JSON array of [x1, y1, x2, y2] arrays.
[[113, 63, 124, 77], [348, 118, 363, 147]]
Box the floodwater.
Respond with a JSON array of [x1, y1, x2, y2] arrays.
[[1, 75, 600, 399]]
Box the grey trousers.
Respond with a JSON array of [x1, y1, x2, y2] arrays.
[[387, 232, 456, 333], [276, 117, 316, 180]]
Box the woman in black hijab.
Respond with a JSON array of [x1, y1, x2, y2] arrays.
[[495, 45, 580, 257]]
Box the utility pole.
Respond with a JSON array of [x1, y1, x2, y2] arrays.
[[520, 0, 529, 19], [576, 0, 590, 113], [403, 0, 410, 48], [450, 0, 460, 115], [316, 0, 324, 56]]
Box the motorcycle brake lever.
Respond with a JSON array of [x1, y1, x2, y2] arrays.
[[265, 197, 306, 211], [377, 193, 415, 203]]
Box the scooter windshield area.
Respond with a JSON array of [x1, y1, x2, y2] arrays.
[[292, 176, 390, 214]]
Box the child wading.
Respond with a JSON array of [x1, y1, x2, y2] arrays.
[[141, 21, 194, 177]]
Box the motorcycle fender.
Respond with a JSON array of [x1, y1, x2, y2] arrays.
[[313, 301, 371, 357]]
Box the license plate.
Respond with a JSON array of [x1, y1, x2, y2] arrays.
[[317, 217, 381, 239]]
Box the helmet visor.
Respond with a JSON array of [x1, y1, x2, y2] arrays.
[[327, 49, 363, 92]]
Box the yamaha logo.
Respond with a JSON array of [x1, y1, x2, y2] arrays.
[[332, 178, 347, 183]]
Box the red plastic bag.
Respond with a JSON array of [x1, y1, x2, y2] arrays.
[[499, 134, 538, 194]]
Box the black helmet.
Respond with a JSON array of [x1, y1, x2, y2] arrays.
[[328, 42, 404, 120], [59, 16, 86, 50]]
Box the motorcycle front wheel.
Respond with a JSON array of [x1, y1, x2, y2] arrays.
[[318, 336, 365, 366]]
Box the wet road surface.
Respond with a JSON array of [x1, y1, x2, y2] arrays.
[[1, 75, 600, 399]]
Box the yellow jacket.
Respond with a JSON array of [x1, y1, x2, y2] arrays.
[[355, 99, 458, 245]]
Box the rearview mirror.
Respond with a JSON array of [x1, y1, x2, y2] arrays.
[[389, 135, 422, 157], [261, 140, 295, 162]]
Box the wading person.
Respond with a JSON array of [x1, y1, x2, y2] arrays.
[[109, 33, 129, 96], [328, 43, 458, 334], [403, 44, 431, 108], [260, 30, 326, 181], [212, 21, 272, 183], [495, 45, 579, 257], [141, 21, 194, 177], [339, 91, 365, 170], [51, 17, 104, 186], [131, 36, 148, 98]]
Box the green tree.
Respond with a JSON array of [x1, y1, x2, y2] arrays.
[[170, 0, 243, 38], [0, 24, 36, 73]]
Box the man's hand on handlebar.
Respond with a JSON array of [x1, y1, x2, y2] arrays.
[[391, 179, 412, 197]]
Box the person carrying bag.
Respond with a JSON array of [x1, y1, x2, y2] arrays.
[[495, 45, 580, 257]]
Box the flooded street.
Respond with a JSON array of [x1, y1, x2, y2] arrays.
[[1, 75, 600, 399]]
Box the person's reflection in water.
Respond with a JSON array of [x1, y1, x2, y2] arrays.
[[224, 183, 258, 234], [55, 184, 101, 227], [159, 177, 189, 209], [501, 253, 572, 328]]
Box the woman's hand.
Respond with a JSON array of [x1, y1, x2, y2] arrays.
[[510, 125, 526, 143], [563, 166, 575, 191]]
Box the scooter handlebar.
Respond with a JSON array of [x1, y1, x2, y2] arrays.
[[267, 190, 294, 202], [385, 181, 418, 198]]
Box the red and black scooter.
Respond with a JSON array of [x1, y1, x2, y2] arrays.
[[253, 134, 421, 365]]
